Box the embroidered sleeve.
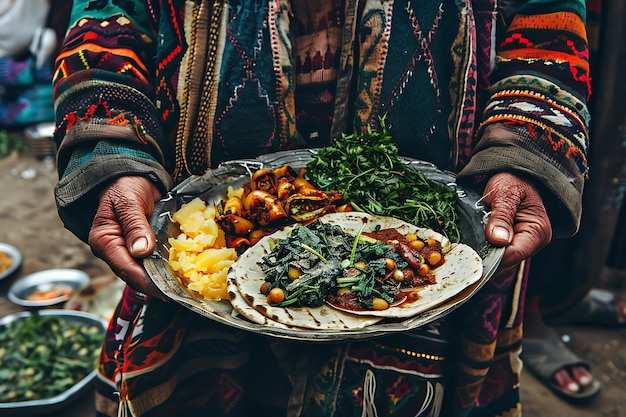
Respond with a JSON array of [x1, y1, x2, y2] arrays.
[[459, 0, 590, 237], [52, 1, 174, 241]]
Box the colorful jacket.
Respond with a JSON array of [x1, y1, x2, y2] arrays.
[[52, 0, 590, 243]]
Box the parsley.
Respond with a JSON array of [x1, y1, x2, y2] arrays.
[[305, 126, 460, 241]]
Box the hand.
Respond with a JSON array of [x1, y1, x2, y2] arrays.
[[481, 172, 552, 270], [88, 176, 168, 300]]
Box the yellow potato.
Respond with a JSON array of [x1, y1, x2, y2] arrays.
[[214, 228, 227, 248], [167, 196, 239, 301], [178, 211, 207, 237], [169, 234, 204, 253], [172, 197, 206, 224], [194, 247, 237, 272], [197, 218, 219, 242], [208, 259, 236, 274]]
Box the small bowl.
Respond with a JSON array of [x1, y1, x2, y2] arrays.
[[0, 243, 22, 281], [8, 269, 90, 307]]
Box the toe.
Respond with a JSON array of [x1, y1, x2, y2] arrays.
[[553, 368, 580, 393], [570, 366, 593, 387]]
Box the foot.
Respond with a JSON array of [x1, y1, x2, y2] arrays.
[[522, 318, 601, 401], [552, 362, 595, 395]]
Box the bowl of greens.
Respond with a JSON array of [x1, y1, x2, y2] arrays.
[[0, 309, 106, 415]]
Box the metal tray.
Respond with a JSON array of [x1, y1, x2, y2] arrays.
[[0, 310, 107, 416], [144, 149, 503, 341]]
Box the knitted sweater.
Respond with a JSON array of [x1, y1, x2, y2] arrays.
[[52, 0, 590, 242]]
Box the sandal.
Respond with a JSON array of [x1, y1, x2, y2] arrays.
[[521, 327, 601, 402], [545, 289, 626, 327]]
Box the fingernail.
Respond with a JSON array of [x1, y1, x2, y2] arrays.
[[493, 226, 510, 241], [131, 237, 148, 253]]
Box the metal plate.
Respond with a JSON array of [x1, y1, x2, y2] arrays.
[[0, 243, 22, 281], [0, 310, 107, 416], [144, 149, 504, 341], [8, 269, 90, 307]]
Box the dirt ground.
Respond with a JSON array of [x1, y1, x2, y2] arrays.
[[0, 150, 625, 416]]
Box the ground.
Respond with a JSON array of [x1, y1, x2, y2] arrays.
[[0, 150, 625, 416]]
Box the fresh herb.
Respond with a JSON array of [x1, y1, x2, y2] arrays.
[[305, 125, 461, 241], [0, 312, 103, 402]]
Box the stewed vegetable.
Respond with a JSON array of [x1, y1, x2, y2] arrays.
[[0, 312, 103, 402]]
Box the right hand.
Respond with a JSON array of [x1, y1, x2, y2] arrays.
[[88, 176, 168, 300]]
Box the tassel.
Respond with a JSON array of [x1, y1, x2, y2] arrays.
[[361, 369, 379, 417]]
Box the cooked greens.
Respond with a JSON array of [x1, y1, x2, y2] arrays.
[[305, 126, 461, 241], [0, 312, 103, 403], [259, 220, 408, 309]]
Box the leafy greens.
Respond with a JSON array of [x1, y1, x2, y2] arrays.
[[259, 220, 407, 308], [305, 126, 461, 241]]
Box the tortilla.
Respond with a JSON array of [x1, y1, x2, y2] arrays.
[[227, 271, 301, 329], [230, 215, 383, 330], [231, 212, 482, 328], [329, 240, 483, 318]]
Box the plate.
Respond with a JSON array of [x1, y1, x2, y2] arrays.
[[144, 149, 504, 341], [8, 269, 91, 307], [0, 309, 107, 416], [0, 243, 22, 281]]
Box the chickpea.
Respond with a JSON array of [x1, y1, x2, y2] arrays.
[[287, 266, 302, 280], [268, 287, 285, 304], [393, 269, 405, 282], [405, 233, 418, 242], [418, 263, 431, 276], [410, 239, 425, 251], [427, 251, 442, 266], [425, 237, 438, 247], [371, 297, 390, 310], [384, 258, 396, 270], [337, 287, 350, 296]]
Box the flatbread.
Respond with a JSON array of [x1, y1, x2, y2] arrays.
[[227, 272, 300, 329], [329, 241, 482, 318], [230, 215, 383, 330], [231, 245, 382, 329], [230, 212, 482, 328]]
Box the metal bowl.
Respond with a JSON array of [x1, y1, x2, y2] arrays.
[[8, 269, 91, 307], [0, 243, 22, 281], [0, 309, 107, 416]]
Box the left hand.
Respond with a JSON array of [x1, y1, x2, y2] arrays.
[[481, 172, 552, 270]]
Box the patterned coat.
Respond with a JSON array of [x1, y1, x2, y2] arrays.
[[51, 1, 590, 416]]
